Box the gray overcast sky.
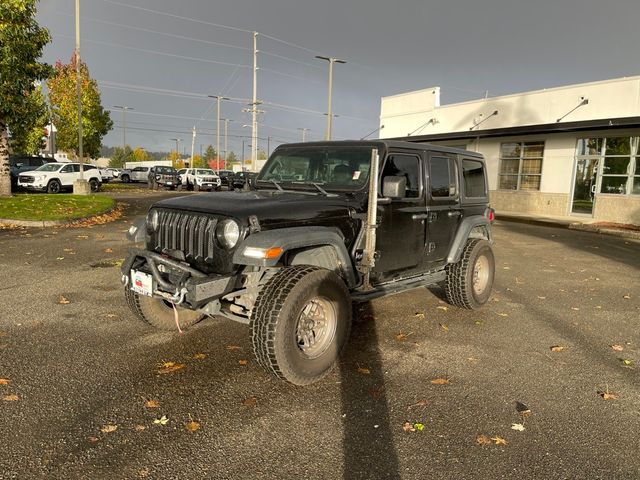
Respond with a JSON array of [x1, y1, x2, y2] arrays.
[[37, 0, 640, 157]]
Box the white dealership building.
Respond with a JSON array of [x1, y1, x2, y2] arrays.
[[379, 76, 640, 224]]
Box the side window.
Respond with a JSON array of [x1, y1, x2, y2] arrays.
[[381, 154, 421, 198], [61, 165, 73, 173], [84, 165, 95, 171], [133, 167, 143, 172], [430, 156, 457, 198], [72, 164, 81, 173], [462, 159, 487, 198]]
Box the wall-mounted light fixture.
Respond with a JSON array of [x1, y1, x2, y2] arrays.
[[556, 97, 589, 123], [470, 110, 499, 130], [407, 118, 438, 137]]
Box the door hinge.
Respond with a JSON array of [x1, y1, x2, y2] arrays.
[[428, 212, 438, 223]]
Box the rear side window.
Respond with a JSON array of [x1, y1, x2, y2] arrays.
[[381, 154, 421, 198], [462, 159, 487, 197], [430, 156, 457, 198]]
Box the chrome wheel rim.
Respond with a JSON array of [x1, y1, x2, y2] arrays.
[[473, 255, 490, 295], [296, 297, 337, 359]]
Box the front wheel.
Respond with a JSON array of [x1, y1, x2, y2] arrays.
[[444, 239, 495, 309], [251, 266, 352, 385], [121, 174, 130, 183], [47, 179, 61, 194], [124, 287, 203, 330]]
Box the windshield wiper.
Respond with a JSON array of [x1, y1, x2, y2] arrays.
[[268, 179, 283, 191], [291, 181, 333, 196]]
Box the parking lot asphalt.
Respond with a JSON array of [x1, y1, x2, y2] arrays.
[[0, 192, 639, 480]]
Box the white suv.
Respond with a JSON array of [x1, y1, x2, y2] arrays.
[[179, 168, 221, 191], [18, 163, 102, 193]]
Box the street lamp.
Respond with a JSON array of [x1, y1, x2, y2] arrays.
[[72, 0, 89, 195], [208, 95, 229, 171], [169, 138, 182, 167], [315, 56, 346, 140], [297, 127, 310, 142], [113, 105, 134, 148]]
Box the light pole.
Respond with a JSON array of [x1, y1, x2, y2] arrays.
[[297, 127, 310, 142], [221, 118, 233, 164], [208, 95, 229, 171], [73, 0, 89, 194], [315, 56, 346, 140], [113, 105, 133, 149], [170, 138, 182, 168]]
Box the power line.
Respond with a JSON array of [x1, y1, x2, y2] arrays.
[[100, 80, 250, 103], [113, 124, 295, 143]]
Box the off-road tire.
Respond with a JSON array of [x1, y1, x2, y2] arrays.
[[251, 266, 352, 385], [124, 287, 203, 331], [194, 183, 200, 191], [89, 178, 100, 192], [445, 239, 495, 309], [47, 179, 61, 194], [121, 174, 130, 183]]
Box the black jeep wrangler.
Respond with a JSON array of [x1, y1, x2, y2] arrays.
[[122, 141, 495, 385]]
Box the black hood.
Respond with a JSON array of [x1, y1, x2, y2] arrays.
[[153, 190, 364, 228]]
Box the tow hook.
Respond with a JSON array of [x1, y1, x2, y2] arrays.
[[156, 288, 188, 306], [122, 274, 129, 286]]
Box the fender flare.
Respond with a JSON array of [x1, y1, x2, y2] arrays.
[[233, 226, 357, 287], [447, 216, 493, 264]]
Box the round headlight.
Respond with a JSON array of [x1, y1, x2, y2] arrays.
[[155, 175, 161, 180], [216, 219, 240, 249], [146, 209, 159, 232]]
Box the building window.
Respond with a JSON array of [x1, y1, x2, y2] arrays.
[[498, 141, 544, 191], [577, 137, 640, 195]]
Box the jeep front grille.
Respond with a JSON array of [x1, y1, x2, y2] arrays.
[[154, 210, 218, 261]]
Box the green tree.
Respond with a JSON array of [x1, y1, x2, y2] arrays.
[[225, 151, 238, 170], [0, 0, 52, 196], [191, 154, 204, 168], [9, 84, 49, 155], [257, 149, 267, 160], [48, 53, 112, 159], [108, 145, 133, 168], [203, 145, 217, 161]]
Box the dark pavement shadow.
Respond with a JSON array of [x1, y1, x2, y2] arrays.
[[340, 302, 400, 480]]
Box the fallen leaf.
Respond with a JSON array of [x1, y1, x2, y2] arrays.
[[144, 399, 160, 408], [157, 362, 185, 374], [598, 390, 618, 401], [497, 313, 509, 317], [185, 420, 201, 432], [407, 399, 427, 411], [100, 424, 118, 433], [492, 436, 508, 445], [621, 359, 633, 366], [242, 396, 258, 407], [571, 307, 580, 311], [413, 422, 425, 431], [193, 353, 207, 360], [610, 344, 624, 352], [103, 313, 118, 318], [511, 423, 525, 431], [153, 415, 169, 425], [474, 320, 483, 326], [238, 359, 248, 366], [2, 393, 19, 401], [368, 384, 385, 400], [58, 295, 70, 305], [550, 345, 565, 352], [476, 434, 492, 446], [439, 323, 449, 332], [357, 366, 371, 375], [395, 331, 413, 341], [537, 296, 546, 300], [56, 257, 65, 260], [63, 248, 75, 253], [0, 378, 9, 385], [623, 294, 631, 299], [226, 345, 242, 351], [515, 402, 531, 416], [134, 424, 146, 431], [77, 235, 89, 239], [87, 436, 99, 443], [431, 378, 450, 385], [436, 306, 449, 311], [402, 421, 415, 432], [104, 248, 113, 253]]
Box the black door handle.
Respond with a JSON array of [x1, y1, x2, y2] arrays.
[[412, 213, 429, 220], [447, 211, 462, 217]]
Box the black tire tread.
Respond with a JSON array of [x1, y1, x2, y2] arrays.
[[445, 239, 491, 309]]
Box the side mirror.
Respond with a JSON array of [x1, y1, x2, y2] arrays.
[[382, 176, 407, 199]]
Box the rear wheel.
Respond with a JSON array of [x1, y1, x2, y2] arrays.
[[445, 239, 495, 309], [121, 174, 130, 183], [124, 287, 203, 330], [47, 179, 61, 194], [251, 266, 352, 385], [89, 178, 100, 192], [194, 183, 200, 191]]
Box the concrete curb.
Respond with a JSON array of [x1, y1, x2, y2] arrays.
[[496, 213, 640, 240], [0, 203, 119, 229]]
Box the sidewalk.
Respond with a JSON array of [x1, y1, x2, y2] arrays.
[[495, 211, 640, 240]]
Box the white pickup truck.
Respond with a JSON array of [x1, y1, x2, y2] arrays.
[[177, 168, 221, 191], [119, 166, 150, 183]]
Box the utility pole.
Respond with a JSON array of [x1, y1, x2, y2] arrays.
[[241, 140, 245, 168], [267, 136, 271, 157], [113, 106, 133, 149], [297, 127, 310, 142], [208, 95, 229, 172], [223, 118, 230, 164], [190, 126, 196, 167], [73, 0, 89, 194], [315, 56, 346, 140]]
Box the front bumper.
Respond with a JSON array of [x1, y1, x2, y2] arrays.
[[19, 183, 47, 191], [121, 248, 236, 307]]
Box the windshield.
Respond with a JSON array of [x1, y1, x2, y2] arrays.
[[155, 166, 176, 174], [35, 163, 62, 172], [197, 169, 214, 175], [258, 146, 372, 190]]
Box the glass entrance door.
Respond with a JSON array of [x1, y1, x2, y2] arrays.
[[571, 158, 598, 214]]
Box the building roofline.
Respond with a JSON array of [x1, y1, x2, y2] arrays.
[[389, 116, 640, 143]]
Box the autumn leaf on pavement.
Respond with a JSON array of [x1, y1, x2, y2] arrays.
[[407, 399, 427, 411], [550, 345, 565, 352], [396, 331, 413, 341], [58, 295, 70, 305], [226, 345, 242, 351], [620, 359, 633, 366], [100, 424, 118, 433], [610, 344, 624, 352], [511, 423, 525, 431], [157, 362, 185, 374], [413, 312, 425, 319], [402, 421, 415, 432], [144, 399, 160, 408], [413, 423, 425, 431], [134, 424, 146, 431], [186, 420, 201, 432], [492, 436, 508, 446], [153, 415, 169, 425], [599, 391, 618, 400], [238, 359, 248, 365], [104, 248, 113, 253], [242, 396, 258, 407], [2, 394, 19, 401], [476, 434, 492, 445], [193, 353, 207, 360], [431, 378, 450, 385], [357, 366, 370, 375], [623, 294, 631, 299], [439, 323, 449, 332], [76, 235, 89, 239], [497, 313, 509, 317], [0, 378, 9, 385], [368, 384, 385, 400]]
